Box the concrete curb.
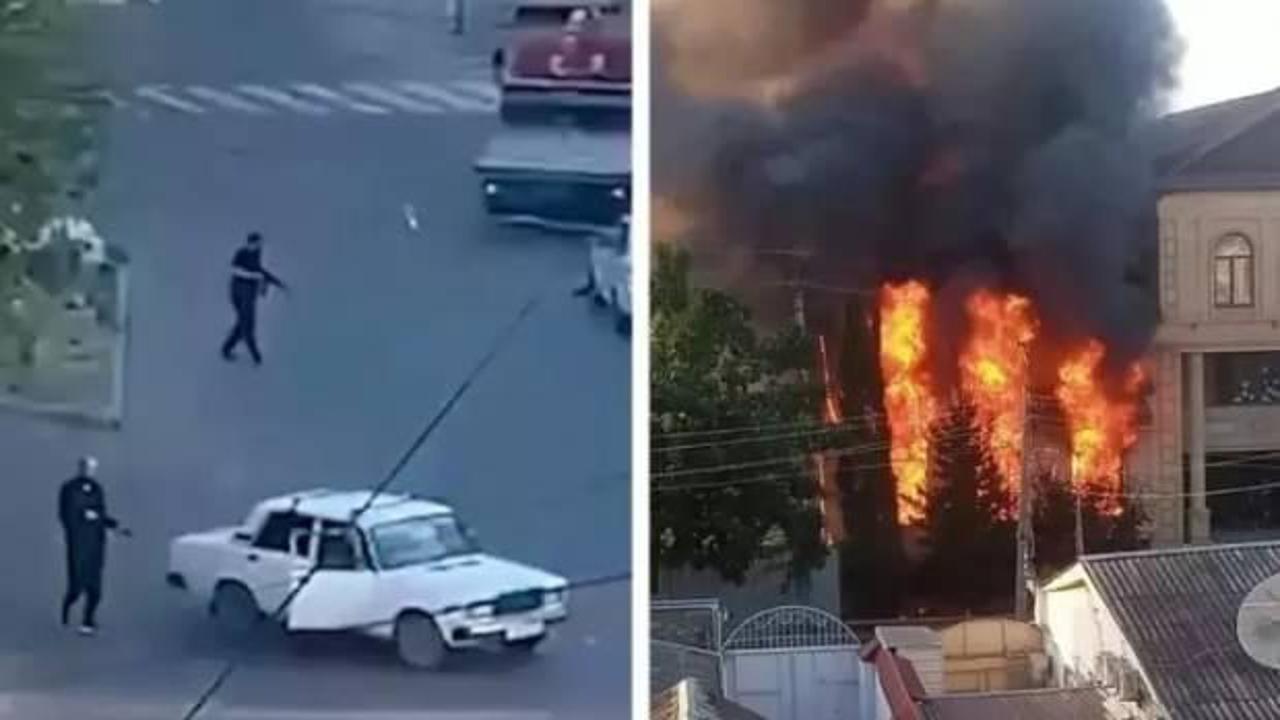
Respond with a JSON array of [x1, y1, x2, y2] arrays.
[[0, 263, 129, 430], [0, 693, 553, 719], [64, 0, 154, 6]]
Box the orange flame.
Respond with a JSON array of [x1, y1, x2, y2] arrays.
[[959, 291, 1038, 498], [879, 280, 936, 524], [1055, 340, 1145, 506]]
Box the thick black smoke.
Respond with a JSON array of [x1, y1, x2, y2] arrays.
[[655, 0, 1182, 390]]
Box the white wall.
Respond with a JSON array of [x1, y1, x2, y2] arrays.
[[1037, 568, 1164, 719]]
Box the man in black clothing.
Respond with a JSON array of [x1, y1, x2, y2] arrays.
[[58, 456, 128, 635], [220, 232, 286, 365]]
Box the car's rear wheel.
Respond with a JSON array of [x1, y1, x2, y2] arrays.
[[395, 612, 447, 670], [211, 582, 260, 638]]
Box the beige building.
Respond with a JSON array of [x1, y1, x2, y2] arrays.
[[1133, 87, 1280, 545]]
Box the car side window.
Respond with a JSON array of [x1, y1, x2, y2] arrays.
[[317, 535, 357, 570], [254, 512, 313, 553], [317, 521, 363, 571]]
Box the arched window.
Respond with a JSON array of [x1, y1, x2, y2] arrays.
[[1214, 233, 1254, 307]]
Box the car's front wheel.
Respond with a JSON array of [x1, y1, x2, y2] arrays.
[[211, 581, 261, 639], [395, 611, 448, 670]]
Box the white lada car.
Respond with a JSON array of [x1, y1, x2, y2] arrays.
[[167, 489, 569, 669]]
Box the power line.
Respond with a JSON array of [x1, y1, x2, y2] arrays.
[[652, 417, 1063, 480], [181, 298, 540, 720], [1081, 478, 1280, 501], [654, 418, 857, 441], [653, 444, 1280, 499], [654, 408, 1069, 455], [652, 424, 871, 454], [653, 400, 1069, 444], [651, 425, 983, 480], [653, 463, 899, 493]]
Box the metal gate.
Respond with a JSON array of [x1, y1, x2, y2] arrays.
[[651, 599, 726, 695], [723, 606, 862, 720]]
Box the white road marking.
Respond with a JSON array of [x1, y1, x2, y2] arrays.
[[344, 83, 444, 114], [449, 80, 501, 106], [235, 84, 331, 115], [186, 86, 270, 114], [396, 81, 493, 113], [291, 83, 390, 114], [133, 86, 205, 114]]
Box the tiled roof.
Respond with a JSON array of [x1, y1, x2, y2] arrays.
[[1082, 541, 1280, 720], [861, 640, 927, 720], [1147, 87, 1280, 191], [921, 688, 1107, 720]]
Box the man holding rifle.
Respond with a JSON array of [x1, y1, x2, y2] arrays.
[[221, 231, 287, 366]]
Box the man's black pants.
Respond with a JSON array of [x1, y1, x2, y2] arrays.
[[221, 281, 261, 363], [62, 546, 103, 627]]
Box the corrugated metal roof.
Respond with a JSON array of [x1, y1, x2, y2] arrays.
[[921, 688, 1107, 720], [1082, 541, 1280, 720]]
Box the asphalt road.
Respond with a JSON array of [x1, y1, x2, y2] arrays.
[[0, 0, 631, 717]]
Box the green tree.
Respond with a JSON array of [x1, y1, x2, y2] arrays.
[[915, 400, 1016, 612], [830, 296, 906, 619], [1, 0, 100, 228], [651, 243, 829, 589], [1033, 471, 1148, 581], [0, 0, 103, 356]]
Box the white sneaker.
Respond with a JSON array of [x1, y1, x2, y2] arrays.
[[77, 624, 96, 636]]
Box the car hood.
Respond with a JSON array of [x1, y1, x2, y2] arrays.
[[389, 553, 566, 607]]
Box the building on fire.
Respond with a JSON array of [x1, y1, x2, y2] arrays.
[[1128, 86, 1280, 546]]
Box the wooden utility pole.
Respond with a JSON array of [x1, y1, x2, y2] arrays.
[[1074, 480, 1085, 558], [1014, 348, 1035, 621]]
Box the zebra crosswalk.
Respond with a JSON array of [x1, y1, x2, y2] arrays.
[[111, 79, 500, 119]]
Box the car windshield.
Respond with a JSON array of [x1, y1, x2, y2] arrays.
[[369, 515, 479, 569]]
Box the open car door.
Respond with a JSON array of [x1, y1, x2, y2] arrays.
[[287, 525, 384, 632]]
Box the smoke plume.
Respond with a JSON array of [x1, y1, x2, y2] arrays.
[[654, 0, 1183, 389]]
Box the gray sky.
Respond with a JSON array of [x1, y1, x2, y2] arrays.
[[1167, 0, 1280, 110]]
